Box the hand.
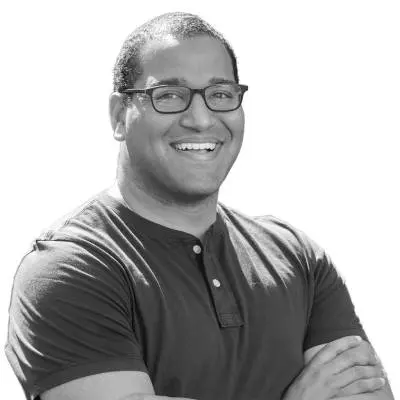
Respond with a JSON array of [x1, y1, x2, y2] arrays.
[[282, 336, 386, 400]]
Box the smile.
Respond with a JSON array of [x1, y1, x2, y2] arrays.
[[173, 142, 217, 152], [170, 141, 222, 160]]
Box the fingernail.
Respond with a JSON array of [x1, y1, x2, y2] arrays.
[[378, 378, 386, 386]]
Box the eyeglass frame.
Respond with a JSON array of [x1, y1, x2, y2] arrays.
[[119, 83, 249, 114]]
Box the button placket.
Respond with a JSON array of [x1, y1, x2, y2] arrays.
[[202, 251, 244, 328]]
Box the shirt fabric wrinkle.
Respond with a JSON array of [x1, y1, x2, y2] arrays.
[[5, 190, 368, 400]]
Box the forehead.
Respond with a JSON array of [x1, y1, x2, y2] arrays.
[[137, 36, 235, 87]]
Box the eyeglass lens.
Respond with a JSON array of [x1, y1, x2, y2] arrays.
[[152, 84, 242, 112]]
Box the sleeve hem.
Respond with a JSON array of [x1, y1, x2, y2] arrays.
[[30, 357, 148, 400], [303, 328, 370, 351]]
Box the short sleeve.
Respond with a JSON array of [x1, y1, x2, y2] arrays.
[[5, 239, 147, 400], [302, 237, 368, 350]]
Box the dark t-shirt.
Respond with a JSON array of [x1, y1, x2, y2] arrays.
[[5, 191, 367, 400]]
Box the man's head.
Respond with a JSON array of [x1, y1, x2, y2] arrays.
[[110, 12, 246, 205], [113, 12, 239, 93]]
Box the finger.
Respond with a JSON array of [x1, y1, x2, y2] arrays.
[[307, 336, 363, 368], [330, 342, 379, 374], [335, 377, 386, 397], [333, 365, 385, 389]]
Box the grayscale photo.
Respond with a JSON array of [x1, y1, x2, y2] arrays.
[[1, 2, 398, 399]]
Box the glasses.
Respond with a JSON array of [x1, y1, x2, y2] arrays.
[[120, 83, 248, 114]]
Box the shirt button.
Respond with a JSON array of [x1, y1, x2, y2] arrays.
[[212, 279, 221, 288], [193, 244, 202, 254]]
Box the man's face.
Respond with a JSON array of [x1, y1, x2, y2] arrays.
[[120, 35, 245, 203]]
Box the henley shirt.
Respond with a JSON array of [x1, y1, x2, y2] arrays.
[[5, 191, 368, 400]]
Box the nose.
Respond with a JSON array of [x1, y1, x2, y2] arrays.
[[179, 93, 216, 131]]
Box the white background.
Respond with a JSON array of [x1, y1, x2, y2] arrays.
[[1, 1, 399, 398]]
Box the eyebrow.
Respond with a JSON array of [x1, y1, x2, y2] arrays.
[[148, 77, 236, 87], [209, 77, 236, 85]]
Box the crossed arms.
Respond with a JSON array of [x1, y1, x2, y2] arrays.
[[41, 336, 394, 400]]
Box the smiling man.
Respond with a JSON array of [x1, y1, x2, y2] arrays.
[[110, 33, 245, 240], [5, 12, 394, 400]]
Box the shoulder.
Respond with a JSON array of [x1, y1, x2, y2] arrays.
[[13, 239, 132, 315], [217, 202, 324, 260], [38, 189, 120, 242], [14, 190, 137, 297], [216, 203, 337, 283], [10, 201, 136, 337], [25, 189, 143, 265]]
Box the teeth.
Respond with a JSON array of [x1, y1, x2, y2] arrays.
[[174, 142, 217, 151]]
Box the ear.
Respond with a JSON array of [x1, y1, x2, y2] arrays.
[[109, 92, 127, 142]]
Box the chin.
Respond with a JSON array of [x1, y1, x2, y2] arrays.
[[168, 182, 220, 204]]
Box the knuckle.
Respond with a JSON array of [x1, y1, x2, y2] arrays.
[[360, 352, 371, 364], [352, 366, 364, 379], [374, 365, 386, 378], [347, 335, 362, 343], [356, 379, 369, 391], [370, 351, 379, 364], [356, 377, 384, 391], [369, 377, 386, 390], [336, 375, 385, 397], [366, 354, 378, 365], [347, 335, 361, 346], [344, 345, 373, 366], [337, 351, 352, 368], [351, 366, 377, 380], [360, 342, 379, 364], [330, 336, 360, 351], [364, 341, 372, 350]]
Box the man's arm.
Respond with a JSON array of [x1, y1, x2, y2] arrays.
[[282, 337, 394, 400], [304, 342, 394, 400], [291, 229, 395, 399], [41, 370, 195, 400], [6, 241, 164, 399]]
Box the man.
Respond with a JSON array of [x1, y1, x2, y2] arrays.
[[5, 12, 394, 400]]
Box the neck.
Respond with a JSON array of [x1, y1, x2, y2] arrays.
[[109, 175, 219, 242]]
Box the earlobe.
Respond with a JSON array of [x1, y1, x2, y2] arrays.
[[113, 122, 126, 142], [109, 92, 127, 142]]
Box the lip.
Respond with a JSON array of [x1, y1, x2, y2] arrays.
[[170, 142, 222, 161], [169, 137, 223, 146]]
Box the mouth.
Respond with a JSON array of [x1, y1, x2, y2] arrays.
[[172, 142, 219, 152], [170, 141, 222, 160]]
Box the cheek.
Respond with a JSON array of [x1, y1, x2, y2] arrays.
[[125, 116, 175, 158], [237, 107, 245, 129], [224, 109, 245, 141]]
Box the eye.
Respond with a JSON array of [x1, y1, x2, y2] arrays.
[[153, 87, 187, 102], [211, 91, 234, 99], [157, 92, 182, 100]]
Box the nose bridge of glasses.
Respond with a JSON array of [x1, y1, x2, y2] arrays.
[[189, 88, 210, 110]]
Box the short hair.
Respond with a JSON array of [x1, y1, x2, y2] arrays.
[[113, 12, 239, 92]]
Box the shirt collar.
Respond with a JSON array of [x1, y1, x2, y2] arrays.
[[99, 190, 225, 244]]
